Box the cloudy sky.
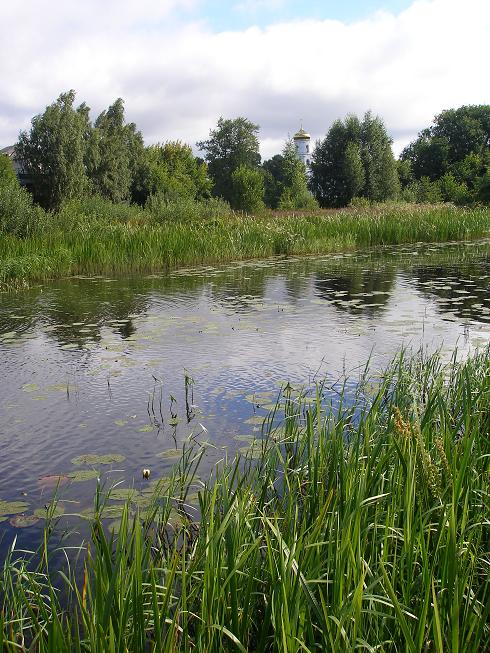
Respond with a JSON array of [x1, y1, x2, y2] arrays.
[[1, 0, 489, 159]]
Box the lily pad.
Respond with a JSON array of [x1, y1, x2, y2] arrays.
[[22, 383, 39, 393], [9, 514, 40, 528], [114, 419, 128, 427], [38, 474, 69, 489], [239, 442, 265, 459], [156, 449, 181, 460], [0, 500, 30, 516], [34, 504, 65, 519], [68, 469, 100, 483], [138, 425, 154, 433], [244, 416, 266, 425], [71, 454, 126, 466], [108, 488, 141, 501]]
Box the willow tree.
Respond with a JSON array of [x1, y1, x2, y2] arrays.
[[16, 90, 90, 209]]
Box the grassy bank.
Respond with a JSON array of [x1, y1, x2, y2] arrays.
[[1, 200, 490, 290], [1, 347, 489, 651]]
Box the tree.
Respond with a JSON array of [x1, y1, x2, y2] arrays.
[[277, 140, 318, 210], [262, 154, 286, 208], [16, 90, 90, 209], [0, 153, 17, 186], [230, 165, 265, 213], [310, 112, 398, 207], [197, 117, 261, 204], [400, 105, 490, 202], [342, 142, 365, 200], [86, 98, 144, 203], [140, 141, 212, 204]]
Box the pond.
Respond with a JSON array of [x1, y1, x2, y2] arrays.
[[0, 238, 489, 553]]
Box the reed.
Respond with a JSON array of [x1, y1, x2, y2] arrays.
[[1, 346, 489, 651], [1, 201, 490, 290]]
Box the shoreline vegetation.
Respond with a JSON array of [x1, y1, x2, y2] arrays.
[[1, 347, 489, 650], [1, 200, 490, 291]]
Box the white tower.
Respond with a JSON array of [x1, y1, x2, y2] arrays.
[[293, 125, 311, 168]]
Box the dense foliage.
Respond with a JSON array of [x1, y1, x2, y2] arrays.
[[310, 112, 399, 207], [400, 105, 490, 203], [197, 116, 262, 207]]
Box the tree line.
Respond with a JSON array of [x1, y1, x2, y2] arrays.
[[1, 90, 489, 218]]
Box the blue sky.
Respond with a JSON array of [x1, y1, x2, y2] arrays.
[[192, 1, 414, 31]]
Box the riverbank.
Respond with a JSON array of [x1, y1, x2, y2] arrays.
[[1, 346, 489, 651], [1, 201, 490, 290]]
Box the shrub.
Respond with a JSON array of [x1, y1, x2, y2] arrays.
[[146, 194, 232, 223], [0, 179, 44, 237], [230, 165, 265, 213]]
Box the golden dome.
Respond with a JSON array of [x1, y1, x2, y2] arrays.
[[293, 127, 310, 140]]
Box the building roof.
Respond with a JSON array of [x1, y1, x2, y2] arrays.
[[0, 145, 17, 158], [293, 127, 310, 140]]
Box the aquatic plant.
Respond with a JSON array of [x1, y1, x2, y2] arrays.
[[0, 346, 488, 651]]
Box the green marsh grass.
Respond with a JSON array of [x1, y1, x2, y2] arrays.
[[1, 200, 490, 290], [1, 347, 489, 651]]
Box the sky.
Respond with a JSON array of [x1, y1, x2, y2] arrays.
[[0, 0, 489, 160]]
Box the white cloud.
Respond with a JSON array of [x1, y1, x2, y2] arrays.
[[0, 0, 489, 159]]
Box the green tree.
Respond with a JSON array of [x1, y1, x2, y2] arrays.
[[197, 117, 261, 204], [311, 112, 397, 207], [141, 141, 212, 203], [277, 140, 318, 210], [0, 153, 17, 186], [359, 112, 399, 201], [86, 98, 144, 203], [262, 154, 286, 208], [230, 165, 265, 213], [16, 90, 90, 209], [400, 105, 490, 201], [342, 142, 365, 200]]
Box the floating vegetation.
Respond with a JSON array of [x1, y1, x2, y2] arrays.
[[70, 453, 126, 466], [9, 514, 40, 528], [21, 383, 39, 393], [156, 449, 181, 460], [38, 474, 69, 489], [0, 500, 29, 516], [67, 469, 100, 483], [33, 504, 65, 519]]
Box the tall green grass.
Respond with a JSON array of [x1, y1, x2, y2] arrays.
[[1, 200, 490, 290], [1, 347, 489, 651]]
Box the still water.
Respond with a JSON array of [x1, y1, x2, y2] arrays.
[[0, 239, 489, 550]]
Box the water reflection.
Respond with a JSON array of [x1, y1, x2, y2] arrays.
[[0, 239, 489, 554]]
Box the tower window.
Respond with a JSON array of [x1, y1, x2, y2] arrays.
[[306, 144, 309, 153]]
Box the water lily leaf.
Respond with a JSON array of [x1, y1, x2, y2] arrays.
[[156, 449, 181, 460], [108, 488, 141, 501], [33, 504, 65, 519], [138, 425, 154, 433], [168, 417, 180, 426], [9, 514, 40, 528], [114, 419, 128, 427], [0, 500, 30, 516], [22, 383, 39, 393], [71, 454, 126, 466], [239, 442, 265, 459], [68, 469, 100, 482], [244, 416, 266, 425], [38, 474, 69, 489]]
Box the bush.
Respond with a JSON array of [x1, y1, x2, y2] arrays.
[[58, 195, 145, 227], [349, 196, 371, 208], [0, 179, 44, 237], [146, 194, 232, 223], [230, 165, 265, 213]]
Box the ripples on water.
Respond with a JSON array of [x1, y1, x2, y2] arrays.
[[0, 239, 489, 552]]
